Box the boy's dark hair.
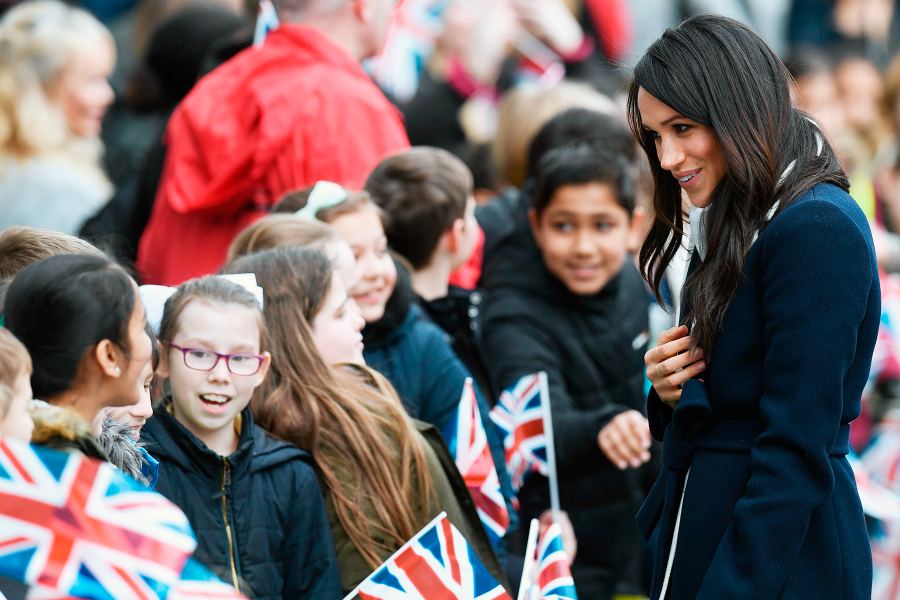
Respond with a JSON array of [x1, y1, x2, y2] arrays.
[[526, 108, 636, 180], [532, 143, 637, 217], [365, 147, 473, 270], [4, 254, 137, 399]]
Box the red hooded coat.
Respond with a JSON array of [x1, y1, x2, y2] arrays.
[[136, 24, 409, 284]]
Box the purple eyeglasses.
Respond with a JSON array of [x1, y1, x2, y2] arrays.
[[166, 342, 264, 376]]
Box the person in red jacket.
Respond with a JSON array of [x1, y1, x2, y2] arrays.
[[136, 0, 409, 285]]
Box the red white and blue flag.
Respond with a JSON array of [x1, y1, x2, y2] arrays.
[[346, 512, 511, 600], [530, 524, 577, 600], [442, 379, 509, 547], [168, 558, 246, 600], [489, 373, 549, 492], [0, 437, 243, 599]]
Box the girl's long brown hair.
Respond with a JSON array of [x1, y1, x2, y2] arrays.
[[223, 247, 434, 568]]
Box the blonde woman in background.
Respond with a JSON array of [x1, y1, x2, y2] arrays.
[[0, 0, 115, 234]]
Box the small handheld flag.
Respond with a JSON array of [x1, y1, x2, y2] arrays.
[[345, 512, 511, 600], [443, 378, 510, 547]]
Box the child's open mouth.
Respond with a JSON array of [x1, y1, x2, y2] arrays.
[[199, 393, 231, 405]]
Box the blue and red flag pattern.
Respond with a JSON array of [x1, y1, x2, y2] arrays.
[[442, 379, 509, 546], [489, 373, 548, 492], [531, 523, 577, 600], [350, 512, 511, 600]]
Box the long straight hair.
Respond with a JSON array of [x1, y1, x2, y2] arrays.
[[626, 15, 848, 353], [223, 247, 434, 569]]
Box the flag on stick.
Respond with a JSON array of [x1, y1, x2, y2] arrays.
[[489, 373, 548, 492], [344, 512, 511, 600], [443, 378, 509, 546]]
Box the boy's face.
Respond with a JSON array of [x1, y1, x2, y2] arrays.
[[104, 358, 154, 441], [330, 207, 398, 324], [157, 301, 269, 449], [0, 369, 34, 442], [529, 182, 641, 296]]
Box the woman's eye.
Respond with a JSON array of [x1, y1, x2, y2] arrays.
[[674, 124, 691, 134], [552, 222, 574, 233]]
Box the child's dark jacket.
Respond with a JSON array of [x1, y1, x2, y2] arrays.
[[141, 400, 341, 600]]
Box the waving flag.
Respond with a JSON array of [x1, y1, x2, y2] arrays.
[[443, 379, 509, 546], [530, 524, 577, 600], [0, 437, 243, 599], [345, 512, 511, 600], [168, 558, 245, 600], [252, 0, 279, 47], [489, 373, 549, 492]]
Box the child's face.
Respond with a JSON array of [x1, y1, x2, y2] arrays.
[[311, 274, 366, 366], [157, 300, 270, 444], [329, 207, 397, 323], [0, 368, 34, 442], [529, 182, 642, 296], [104, 359, 154, 441]]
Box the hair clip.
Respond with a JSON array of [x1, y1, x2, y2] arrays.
[[139, 275, 264, 336], [294, 180, 348, 221], [219, 273, 265, 309]]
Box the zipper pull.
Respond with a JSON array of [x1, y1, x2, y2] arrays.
[[222, 458, 231, 487]]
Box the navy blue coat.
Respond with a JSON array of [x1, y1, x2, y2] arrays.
[[141, 401, 342, 600], [639, 184, 877, 599]]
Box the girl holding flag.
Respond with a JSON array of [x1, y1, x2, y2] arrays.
[[634, 15, 877, 599], [223, 247, 507, 594]]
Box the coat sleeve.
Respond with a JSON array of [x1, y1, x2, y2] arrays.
[[283, 462, 342, 599], [482, 314, 628, 469], [696, 199, 875, 598]]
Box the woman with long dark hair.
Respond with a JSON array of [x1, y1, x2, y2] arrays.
[[630, 15, 878, 599]]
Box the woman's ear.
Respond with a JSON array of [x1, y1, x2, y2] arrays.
[[93, 340, 121, 378]]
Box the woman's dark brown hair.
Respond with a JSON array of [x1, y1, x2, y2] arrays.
[[627, 15, 849, 353]]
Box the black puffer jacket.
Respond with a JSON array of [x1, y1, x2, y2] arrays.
[[479, 190, 653, 598], [141, 400, 341, 600]]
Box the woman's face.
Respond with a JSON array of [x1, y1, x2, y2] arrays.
[[637, 87, 728, 209], [52, 35, 115, 138], [329, 207, 397, 323], [311, 275, 366, 366]]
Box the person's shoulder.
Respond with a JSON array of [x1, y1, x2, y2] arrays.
[[775, 183, 869, 234], [249, 424, 314, 473]]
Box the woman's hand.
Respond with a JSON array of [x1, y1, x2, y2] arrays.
[[538, 509, 577, 561], [597, 410, 651, 470], [645, 325, 706, 408]]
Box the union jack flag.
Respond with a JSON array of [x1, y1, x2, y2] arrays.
[[443, 379, 509, 547], [489, 373, 548, 492], [168, 558, 245, 600], [347, 512, 511, 600], [530, 524, 577, 600], [0, 437, 197, 599]]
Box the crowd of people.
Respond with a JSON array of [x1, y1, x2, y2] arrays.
[[2, 0, 900, 599]]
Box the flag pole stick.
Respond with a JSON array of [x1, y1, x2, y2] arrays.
[[539, 371, 561, 522], [517, 518, 541, 600]]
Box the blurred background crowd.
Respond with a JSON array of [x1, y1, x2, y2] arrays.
[[5, 0, 900, 598]]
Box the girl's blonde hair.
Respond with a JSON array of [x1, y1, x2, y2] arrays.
[[223, 247, 435, 569], [0, 0, 113, 166], [228, 214, 341, 260]]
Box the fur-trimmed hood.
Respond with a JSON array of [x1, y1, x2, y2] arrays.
[[27, 400, 157, 487]]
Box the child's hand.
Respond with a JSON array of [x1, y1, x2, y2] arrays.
[[645, 325, 706, 408], [597, 410, 651, 470], [538, 509, 577, 562]]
